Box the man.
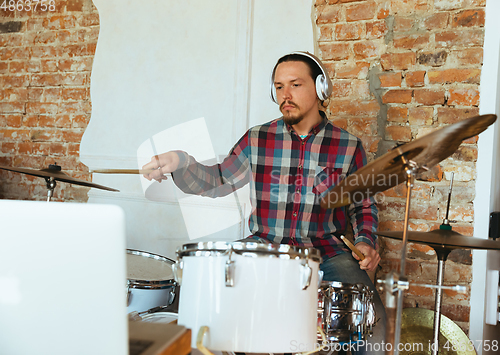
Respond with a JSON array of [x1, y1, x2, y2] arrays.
[[143, 52, 386, 354]]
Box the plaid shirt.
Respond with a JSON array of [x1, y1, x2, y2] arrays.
[[172, 112, 378, 259]]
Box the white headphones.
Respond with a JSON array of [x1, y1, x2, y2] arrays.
[[270, 51, 333, 104]]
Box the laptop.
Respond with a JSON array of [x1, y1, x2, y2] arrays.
[[0, 200, 191, 355]]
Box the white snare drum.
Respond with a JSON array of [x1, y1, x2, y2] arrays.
[[318, 281, 376, 343], [126, 249, 176, 313], [174, 241, 321, 353]]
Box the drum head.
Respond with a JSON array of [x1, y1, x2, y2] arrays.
[[126, 249, 175, 284], [140, 312, 178, 324]]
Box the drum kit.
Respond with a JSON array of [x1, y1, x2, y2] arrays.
[[1, 114, 500, 354]]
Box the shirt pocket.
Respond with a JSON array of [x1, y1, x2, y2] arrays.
[[312, 162, 345, 197]]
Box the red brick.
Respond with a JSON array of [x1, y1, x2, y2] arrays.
[[30, 45, 63, 58], [379, 73, 402, 87], [437, 107, 479, 124], [78, 13, 100, 27], [346, 1, 377, 21], [1, 115, 23, 128], [448, 48, 483, 66], [428, 69, 481, 84], [318, 25, 333, 41], [387, 107, 408, 123], [348, 116, 378, 136], [366, 20, 387, 38], [385, 125, 411, 142], [393, 33, 430, 49], [448, 88, 480, 106], [451, 146, 478, 162], [0, 74, 29, 88], [382, 89, 413, 104], [62, 43, 95, 57], [33, 31, 58, 45], [380, 52, 416, 71], [405, 71, 425, 87], [42, 15, 77, 30], [316, 5, 341, 24], [408, 107, 433, 125], [319, 43, 351, 61], [435, 29, 484, 48], [335, 61, 370, 79], [329, 81, 352, 98], [413, 89, 445, 105], [0, 102, 25, 113], [62, 88, 87, 101], [452, 9, 485, 28], [26, 103, 59, 115], [394, 16, 414, 32], [360, 136, 380, 153], [0, 88, 28, 102], [0, 47, 30, 61], [67, 143, 80, 156], [335, 23, 364, 41], [61, 130, 84, 143], [421, 12, 449, 30], [353, 41, 379, 59], [58, 57, 94, 72], [1, 142, 17, 154], [328, 99, 380, 116], [8, 61, 27, 74], [391, 0, 429, 14], [67, 0, 85, 12], [22, 115, 39, 127], [0, 129, 31, 141], [58, 101, 91, 114]]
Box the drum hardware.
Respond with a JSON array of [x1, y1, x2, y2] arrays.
[[0, 163, 119, 201], [91, 168, 157, 174], [318, 114, 497, 354]]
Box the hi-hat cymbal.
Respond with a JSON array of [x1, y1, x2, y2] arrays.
[[377, 229, 500, 251], [320, 114, 497, 209], [0, 164, 119, 192]]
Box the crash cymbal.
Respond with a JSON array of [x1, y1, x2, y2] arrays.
[[401, 308, 476, 355], [377, 229, 500, 251], [0, 164, 119, 192], [320, 114, 497, 208]]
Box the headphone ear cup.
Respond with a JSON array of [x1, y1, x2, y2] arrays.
[[315, 75, 328, 101], [271, 84, 278, 104]]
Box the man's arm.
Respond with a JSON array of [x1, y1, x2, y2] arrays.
[[142, 132, 250, 198]]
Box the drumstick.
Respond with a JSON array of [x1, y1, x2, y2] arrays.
[[340, 235, 365, 261], [91, 168, 157, 175]]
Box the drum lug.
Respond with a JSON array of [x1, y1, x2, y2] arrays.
[[172, 261, 183, 285], [225, 260, 235, 287], [300, 260, 313, 290]]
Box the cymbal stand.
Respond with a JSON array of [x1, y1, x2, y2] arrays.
[[45, 177, 57, 202], [430, 173, 454, 355], [384, 153, 419, 355]]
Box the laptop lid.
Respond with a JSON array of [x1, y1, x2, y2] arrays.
[[0, 200, 128, 355]]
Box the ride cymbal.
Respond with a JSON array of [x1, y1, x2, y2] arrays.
[[376, 229, 500, 251], [320, 114, 497, 209]]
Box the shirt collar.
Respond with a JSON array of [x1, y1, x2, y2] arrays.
[[282, 111, 328, 137]]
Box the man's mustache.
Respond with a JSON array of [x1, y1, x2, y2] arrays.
[[280, 101, 298, 110]]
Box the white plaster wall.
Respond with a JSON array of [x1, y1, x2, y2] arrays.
[[81, 0, 316, 259], [470, 0, 500, 351]]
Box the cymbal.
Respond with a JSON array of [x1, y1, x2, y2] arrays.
[[377, 229, 500, 251], [320, 114, 497, 208], [401, 308, 476, 355], [0, 165, 119, 192]]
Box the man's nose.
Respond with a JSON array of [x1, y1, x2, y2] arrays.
[[281, 86, 291, 100]]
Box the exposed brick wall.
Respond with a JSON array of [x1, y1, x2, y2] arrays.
[[0, 0, 97, 201], [315, 0, 486, 332]]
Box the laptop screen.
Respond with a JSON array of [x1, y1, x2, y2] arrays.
[[0, 200, 128, 355]]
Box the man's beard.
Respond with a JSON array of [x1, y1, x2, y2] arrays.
[[281, 101, 303, 126]]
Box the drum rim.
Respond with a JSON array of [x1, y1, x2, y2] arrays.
[[127, 249, 176, 284], [176, 241, 322, 262]]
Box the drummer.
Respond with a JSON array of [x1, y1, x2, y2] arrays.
[[143, 52, 386, 355]]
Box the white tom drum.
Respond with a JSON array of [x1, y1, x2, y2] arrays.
[[173, 241, 321, 353], [126, 249, 177, 313]]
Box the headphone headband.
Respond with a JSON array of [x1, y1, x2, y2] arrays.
[[270, 51, 333, 104]]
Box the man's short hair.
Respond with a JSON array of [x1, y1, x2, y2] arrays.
[[276, 53, 324, 83]]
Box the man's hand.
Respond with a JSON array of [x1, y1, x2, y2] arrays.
[[353, 242, 380, 272], [142, 152, 181, 183]]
